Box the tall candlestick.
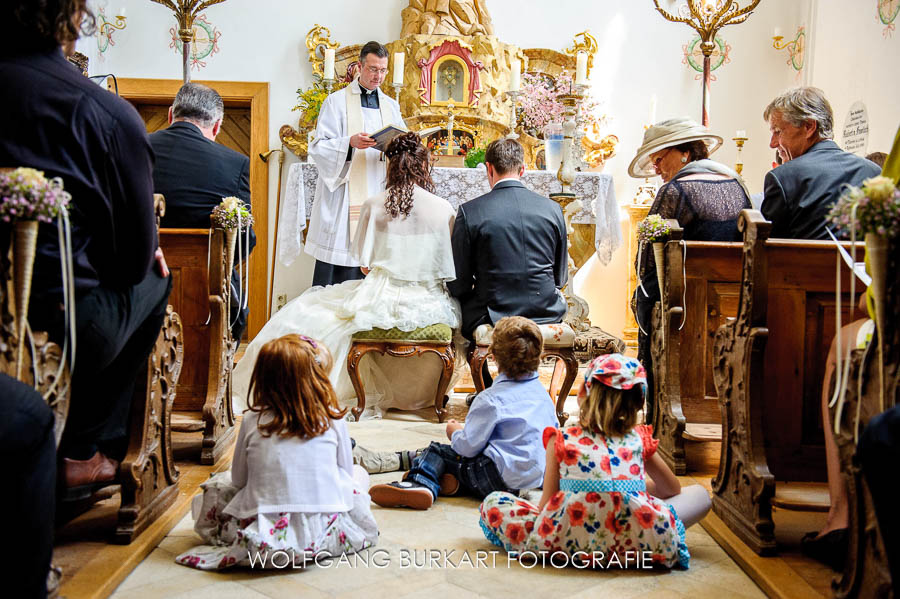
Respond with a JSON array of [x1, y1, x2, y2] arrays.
[[509, 59, 521, 92], [323, 48, 335, 80], [575, 51, 588, 86], [392, 52, 405, 86]]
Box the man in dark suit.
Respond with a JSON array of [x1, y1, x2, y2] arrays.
[[150, 82, 256, 340], [762, 87, 880, 239], [448, 138, 568, 386], [1, 0, 171, 499]]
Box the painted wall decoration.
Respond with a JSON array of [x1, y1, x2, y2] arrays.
[[773, 26, 805, 75], [96, 6, 128, 58], [682, 35, 731, 82], [168, 13, 222, 71], [879, 0, 899, 37]]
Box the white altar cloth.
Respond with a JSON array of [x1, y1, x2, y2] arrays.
[[279, 163, 621, 267]]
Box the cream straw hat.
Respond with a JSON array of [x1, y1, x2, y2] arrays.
[[628, 117, 723, 178]]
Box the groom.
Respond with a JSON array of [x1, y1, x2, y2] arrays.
[[448, 138, 568, 386], [306, 41, 405, 286]]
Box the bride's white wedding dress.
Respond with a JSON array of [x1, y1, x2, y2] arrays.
[[233, 185, 462, 418]]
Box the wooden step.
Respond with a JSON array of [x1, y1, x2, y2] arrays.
[[683, 423, 722, 442], [171, 411, 204, 432], [771, 481, 830, 512]]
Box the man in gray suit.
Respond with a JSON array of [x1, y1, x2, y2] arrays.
[[762, 87, 880, 239], [448, 138, 568, 385]]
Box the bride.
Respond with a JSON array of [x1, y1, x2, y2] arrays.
[[233, 132, 461, 418]]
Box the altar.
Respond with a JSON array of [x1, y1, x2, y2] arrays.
[[277, 163, 621, 268]]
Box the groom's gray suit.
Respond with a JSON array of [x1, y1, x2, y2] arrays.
[[448, 178, 568, 339]]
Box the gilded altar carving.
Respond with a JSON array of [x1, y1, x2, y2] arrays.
[[401, 0, 494, 37]]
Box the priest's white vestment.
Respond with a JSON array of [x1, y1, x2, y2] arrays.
[[306, 83, 405, 267]]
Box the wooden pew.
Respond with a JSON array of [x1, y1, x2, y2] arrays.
[[114, 194, 184, 543], [650, 221, 743, 474], [711, 209, 860, 555], [0, 194, 183, 544], [830, 237, 897, 598], [159, 223, 236, 465]]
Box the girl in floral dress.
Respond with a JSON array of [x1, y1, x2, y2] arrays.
[[176, 335, 378, 570], [479, 354, 710, 569]]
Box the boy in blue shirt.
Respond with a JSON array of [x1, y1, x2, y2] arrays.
[[369, 316, 558, 509]]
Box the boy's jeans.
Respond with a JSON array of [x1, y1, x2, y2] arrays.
[[406, 442, 516, 499]]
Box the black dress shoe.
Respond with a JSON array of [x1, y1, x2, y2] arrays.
[[800, 528, 848, 571]]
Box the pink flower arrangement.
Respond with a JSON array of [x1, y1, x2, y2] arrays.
[[0, 167, 70, 223], [518, 71, 610, 139]]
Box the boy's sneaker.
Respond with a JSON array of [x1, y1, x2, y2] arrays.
[[369, 481, 434, 509]]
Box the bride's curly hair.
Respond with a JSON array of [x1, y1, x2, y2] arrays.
[[384, 132, 434, 218]]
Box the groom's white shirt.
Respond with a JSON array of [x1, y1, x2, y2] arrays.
[[306, 83, 405, 267]]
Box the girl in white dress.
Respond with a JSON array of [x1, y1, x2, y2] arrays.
[[176, 335, 378, 570], [233, 132, 462, 418]]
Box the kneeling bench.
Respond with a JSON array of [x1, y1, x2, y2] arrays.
[[347, 324, 455, 422], [468, 322, 578, 426]]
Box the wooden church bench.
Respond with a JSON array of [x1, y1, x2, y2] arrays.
[[830, 236, 897, 599], [711, 209, 861, 555], [649, 220, 743, 474], [112, 194, 185, 543], [159, 220, 236, 465], [1, 192, 183, 544]]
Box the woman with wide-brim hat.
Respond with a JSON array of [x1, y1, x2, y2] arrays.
[[629, 117, 750, 424]]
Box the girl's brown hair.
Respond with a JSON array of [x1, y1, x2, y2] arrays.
[[579, 384, 644, 437], [489, 316, 543, 378], [383, 131, 434, 218], [247, 334, 346, 438]]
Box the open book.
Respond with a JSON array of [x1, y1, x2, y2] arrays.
[[370, 124, 408, 153]]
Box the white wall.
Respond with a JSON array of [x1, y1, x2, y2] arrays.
[[84, 0, 895, 339], [808, 0, 900, 156]]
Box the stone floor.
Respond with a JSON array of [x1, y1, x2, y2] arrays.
[[108, 396, 767, 599]]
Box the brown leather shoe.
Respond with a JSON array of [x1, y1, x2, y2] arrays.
[[438, 473, 460, 496], [63, 452, 118, 501]]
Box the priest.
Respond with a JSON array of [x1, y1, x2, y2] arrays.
[[306, 41, 405, 286]]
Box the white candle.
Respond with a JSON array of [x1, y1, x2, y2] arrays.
[[736, 130, 747, 138], [509, 59, 521, 92], [575, 51, 588, 86], [773, 27, 783, 38], [118, 7, 127, 18], [323, 48, 335, 80], [392, 52, 405, 86], [649, 94, 657, 125]]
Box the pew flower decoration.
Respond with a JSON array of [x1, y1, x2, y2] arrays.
[[637, 214, 672, 242], [0, 167, 71, 223], [827, 176, 900, 238], [211, 196, 253, 231]]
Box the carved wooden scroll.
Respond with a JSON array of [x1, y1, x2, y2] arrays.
[[651, 220, 687, 474], [711, 209, 777, 555]]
